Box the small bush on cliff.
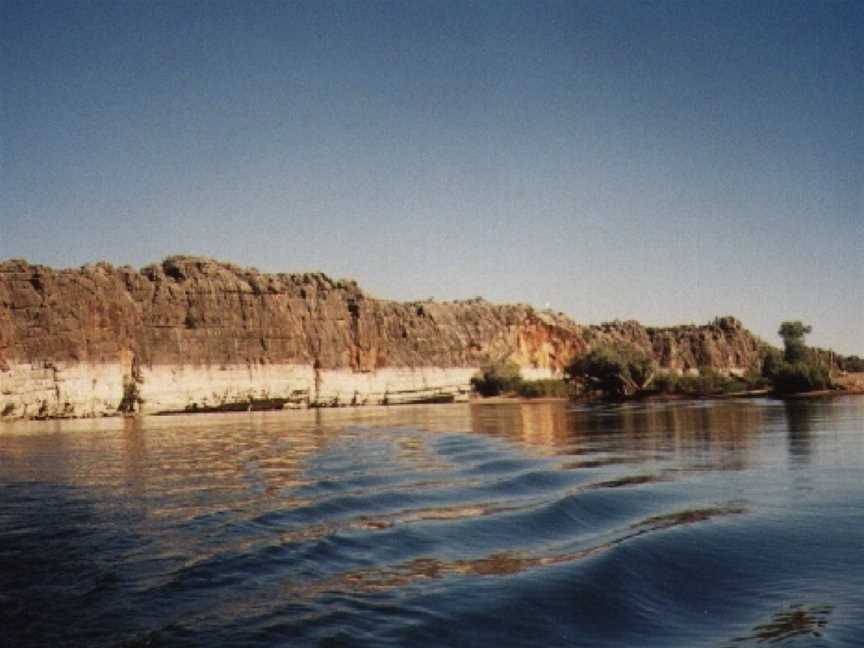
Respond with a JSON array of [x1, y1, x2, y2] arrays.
[[471, 360, 523, 397], [566, 344, 655, 398]]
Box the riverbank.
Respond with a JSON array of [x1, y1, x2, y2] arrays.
[[5, 380, 861, 425], [783, 372, 864, 399], [470, 381, 863, 407]]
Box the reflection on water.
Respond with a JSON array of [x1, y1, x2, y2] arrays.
[[1, 397, 863, 647], [0, 399, 787, 493], [308, 503, 750, 597], [472, 399, 764, 472], [726, 604, 833, 645], [784, 400, 815, 467]]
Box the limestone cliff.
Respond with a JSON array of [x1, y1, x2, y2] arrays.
[[0, 257, 765, 420]]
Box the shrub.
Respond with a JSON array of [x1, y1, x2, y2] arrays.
[[743, 367, 771, 390], [118, 376, 143, 413], [652, 372, 680, 394], [652, 368, 730, 396], [566, 343, 655, 397], [514, 379, 574, 399], [763, 321, 834, 394], [651, 367, 763, 397], [692, 367, 726, 394], [761, 347, 784, 378], [840, 355, 864, 372], [470, 360, 523, 397], [722, 378, 751, 394], [772, 362, 832, 395]]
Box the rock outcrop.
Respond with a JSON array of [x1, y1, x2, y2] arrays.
[[0, 257, 766, 420]]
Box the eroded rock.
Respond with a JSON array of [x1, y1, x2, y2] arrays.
[[0, 257, 766, 420]]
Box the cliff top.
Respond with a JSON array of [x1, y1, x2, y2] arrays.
[[0, 255, 364, 294], [0, 256, 745, 336]]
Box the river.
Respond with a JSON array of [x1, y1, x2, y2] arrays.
[[1, 396, 862, 646]]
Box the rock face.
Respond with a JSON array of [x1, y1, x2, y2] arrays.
[[0, 257, 766, 420]]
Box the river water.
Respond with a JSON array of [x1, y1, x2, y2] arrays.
[[1, 397, 862, 647]]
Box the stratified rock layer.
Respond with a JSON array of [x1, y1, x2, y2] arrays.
[[0, 257, 765, 420]]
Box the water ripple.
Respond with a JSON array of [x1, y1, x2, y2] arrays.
[[1, 398, 862, 647]]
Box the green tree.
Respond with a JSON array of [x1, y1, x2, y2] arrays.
[[772, 362, 831, 394], [761, 346, 784, 378], [839, 354, 864, 373], [566, 343, 655, 398], [765, 321, 834, 394], [471, 360, 522, 397], [778, 321, 812, 363]]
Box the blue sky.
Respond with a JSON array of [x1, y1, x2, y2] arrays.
[[2, 1, 862, 354]]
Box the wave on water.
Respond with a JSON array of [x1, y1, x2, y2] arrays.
[[1, 398, 863, 647]]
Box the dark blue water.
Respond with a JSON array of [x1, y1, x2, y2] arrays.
[[1, 397, 862, 646]]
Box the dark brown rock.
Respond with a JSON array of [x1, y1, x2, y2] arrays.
[[0, 257, 766, 390]]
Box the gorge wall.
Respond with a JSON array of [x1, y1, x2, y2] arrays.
[[0, 257, 766, 421]]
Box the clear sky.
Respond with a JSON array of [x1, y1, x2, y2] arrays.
[[2, 1, 862, 354]]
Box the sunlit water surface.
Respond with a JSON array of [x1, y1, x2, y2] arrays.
[[1, 397, 862, 647]]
